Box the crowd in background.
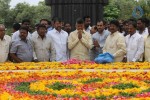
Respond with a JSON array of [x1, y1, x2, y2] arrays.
[[0, 16, 150, 63]]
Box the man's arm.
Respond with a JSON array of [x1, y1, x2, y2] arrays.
[[9, 53, 23, 63]]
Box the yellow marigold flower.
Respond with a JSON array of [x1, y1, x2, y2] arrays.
[[0, 92, 12, 100]]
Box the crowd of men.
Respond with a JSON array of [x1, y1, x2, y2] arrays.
[[0, 16, 150, 63]]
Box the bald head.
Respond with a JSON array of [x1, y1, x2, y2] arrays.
[[0, 24, 5, 28], [0, 24, 6, 40]]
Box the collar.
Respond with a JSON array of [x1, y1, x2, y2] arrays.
[[54, 28, 63, 34], [75, 29, 86, 34], [37, 34, 46, 39], [86, 26, 91, 30], [110, 31, 118, 36], [129, 32, 138, 38], [98, 30, 105, 35], [19, 38, 28, 43]]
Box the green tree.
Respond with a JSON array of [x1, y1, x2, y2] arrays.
[[138, 0, 150, 18], [104, 4, 120, 21], [33, 1, 51, 24], [104, 0, 137, 21], [0, 0, 11, 24]]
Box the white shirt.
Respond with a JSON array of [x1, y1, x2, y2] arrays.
[[31, 34, 56, 62], [11, 30, 31, 41], [125, 32, 144, 62], [32, 30, 49, 39], [47, 29, 68, 62], [32, 31, 38, 39], [137, 28, 149, 37], [145, 35, 150, 62], [0, 35, 11, 62], [85, 26, 91, 34]]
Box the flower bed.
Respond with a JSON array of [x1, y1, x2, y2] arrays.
[[0, 61, 150, 70], [1, 70, 150, 100]]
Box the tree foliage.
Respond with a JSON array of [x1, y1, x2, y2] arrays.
[[104, 0, 150, 21], [1, 1, 51, 27], [138, 0, 150, 18], [0, 0, 11, 24]]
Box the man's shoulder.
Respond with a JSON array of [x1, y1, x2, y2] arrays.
[[104, 30, 110, 35], [61, 30, 68, 36], [12, 30, 19, 36], [4, 35, 11, 39], [92, 32, 99, 37]]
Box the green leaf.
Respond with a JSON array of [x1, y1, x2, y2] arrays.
[[82, 78, 103, 84], [119, 92, 136, 97], [47, 82, 75, 90], [15, 82, 50, 95], [141, 88, 150, 93], [112, 83, 139, 90]]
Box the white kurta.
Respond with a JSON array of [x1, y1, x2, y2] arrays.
[[145, 35, 150, 62], [125, 32, 144, 62], [103, 31, 126, 62], [68, 30, 93, 60], [47, 29, 68, 62], [0, 35, 11, 62]]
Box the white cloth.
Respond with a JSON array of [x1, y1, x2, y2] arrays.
[[32, 31, 49, 39], [11, 30, 31, 41], [31, 35, 56, 62], [0, 35, 11, 62], [47, 29, 68, 61], [137, 28, 149, 37], [125, 32, 144, 62], [145, 35, 150, 62], [85, 26, 91, 34], [32, 31, 38, 39]]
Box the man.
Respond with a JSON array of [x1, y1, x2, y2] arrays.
[[124, 21, 144, 62], [32, 19, 49, 38], [122, 20, 129, 36], [137, 18, 149, 37], [11, 23, 21, 35], [68, 18, 93, 60], [83, 16, 91, 34], [103, 20, 126, 62], [91, 20, 110, 60], [11, 19, 31, 41], [31, 24, 55, 62], [145, 26, 150, 62], [47, 18, 68, 61], [0, 24, 11, 62], [10, 26, 33, 63], [64, 22, 72, 34]]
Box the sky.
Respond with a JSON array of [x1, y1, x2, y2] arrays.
[[9, 0, 44, 8]]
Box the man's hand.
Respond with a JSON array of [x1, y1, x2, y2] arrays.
[[78, 30, 82, 40], [122, 57, 127, 62], [34, 59, 39, 62], [93, 40, 100, 47]]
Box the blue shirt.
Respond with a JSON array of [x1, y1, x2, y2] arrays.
[[90, 30, 110, 60], [92, 30, 110, 48], [10, 39, 33, 62]]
